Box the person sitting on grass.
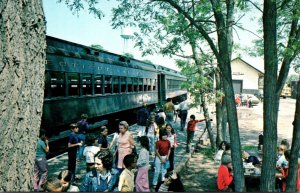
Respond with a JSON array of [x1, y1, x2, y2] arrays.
[[215, 141, 228, 164], [217, 155, 234, 192]]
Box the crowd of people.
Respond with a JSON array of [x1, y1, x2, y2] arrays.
[[33, 97, 197, 192], [215, 135, 300, 192]]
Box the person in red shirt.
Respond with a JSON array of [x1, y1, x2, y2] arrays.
[[217, 154, 234, 191], [186, 114, 205, 153], [152, 129, 171, 188]]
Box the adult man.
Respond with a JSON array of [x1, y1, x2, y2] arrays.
[[164, 98, 175, 125], [77, 114, 89, 160], [33, 130, 49, 192], [137, 103, 150, 137], [179, 97, 189, 131]]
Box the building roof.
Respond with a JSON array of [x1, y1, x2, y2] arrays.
[[232, 57, 264, 75]]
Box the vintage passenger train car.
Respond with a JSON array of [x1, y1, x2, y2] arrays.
[[42, 36, 187, 136]]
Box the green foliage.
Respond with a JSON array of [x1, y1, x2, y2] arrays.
[[196, 146, 215, 160], [287, 74, 299, 84], [123, 52, 134, 58], [242, 145, 257, 152], [142, 59, 153, 64], [57, 0, 104, 19], [91, 44, 106, 51]]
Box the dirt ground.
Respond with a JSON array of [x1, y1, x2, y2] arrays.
[[180, 98, 296, 192]]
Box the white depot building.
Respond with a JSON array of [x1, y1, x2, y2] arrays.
[[231, 57, 264, 94]]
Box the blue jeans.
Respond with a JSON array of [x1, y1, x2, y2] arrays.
[[180, 110, 188, 130], [147, 135, 155, 155], [77, 133, 86, 159], [165, 112, 174, 125], [152, 156, 167, 186]]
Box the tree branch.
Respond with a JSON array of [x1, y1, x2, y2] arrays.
[[150, 0, 220, 60], [246, 0, 263, 13]]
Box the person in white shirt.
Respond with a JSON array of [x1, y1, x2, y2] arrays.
[[83, 135, 100, 172], [179, 98, 190, 131]]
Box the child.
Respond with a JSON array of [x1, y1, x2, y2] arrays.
[[152, 129, 171, 188], [166, 124, 178, 171], [145, 116, 158, 156], [215, 141, 227, 164], [83, 134, 100, 172], [135, 136, 150, 192], [186, 115, 205, 153], [67, 123, 82, 181], [217, 155, 234, 191], [118, 154, 137, 192], [58, 170, 79, 192], [276, 150, 300, 191], [98, 126, 109, 151]]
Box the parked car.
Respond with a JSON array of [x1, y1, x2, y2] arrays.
[[241, 94, 260, 107]]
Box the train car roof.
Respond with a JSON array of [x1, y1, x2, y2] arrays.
[[46, 36, 186, 78], [46, 36, 157, 72]]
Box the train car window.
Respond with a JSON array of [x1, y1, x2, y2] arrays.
[[127, 77, 133, 92], [104, 75, 112, 94], [147, 79, 152, 91], [49, 71, 65, 97], [153, 79, 157, 91], [68, 73, 79, 96], [138, 78, 143, 92], [112, 76, 120, 94], [120, 77, 127, 93], [143, 78, 148, 92], [94, 75, 103, 95], [133, 78, 138, 92], [82, 74, 92, 95]]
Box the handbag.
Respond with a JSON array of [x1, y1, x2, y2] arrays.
[[164, 160, 170, 169]]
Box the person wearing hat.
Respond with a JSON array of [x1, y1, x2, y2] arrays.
[[217, 154, 234, 191]]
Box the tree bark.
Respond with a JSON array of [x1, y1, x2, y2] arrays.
[[201, 95, 216, 150], [0, 0, 46, 191], [215, 70, 224, 146], [286, 77, 300, 192], [221, 88, 228, 141], [260, 0, 278, 191]]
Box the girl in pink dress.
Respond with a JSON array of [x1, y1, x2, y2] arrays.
[[117, 121, 135, 169]]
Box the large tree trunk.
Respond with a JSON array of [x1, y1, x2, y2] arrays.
[[260, 0, 279, 191], [211, 0, 244, 190], [201, 95, 216, 150], [215, 70, 224, 146], [286, 77, 300, 192], [221, 90, 228, 141], [0, 0, 46, 191]]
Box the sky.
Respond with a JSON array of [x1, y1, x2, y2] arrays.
[[43, 0, 296, 75]]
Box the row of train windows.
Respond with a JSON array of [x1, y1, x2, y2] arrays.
[[45, 71, 157, 98], [167, 79, 182, 90]]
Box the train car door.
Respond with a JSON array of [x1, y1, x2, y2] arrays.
[[158, 74, 166, 106]]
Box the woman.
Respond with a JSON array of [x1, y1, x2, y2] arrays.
[[80, 151, 118, 192], [98, 126, 109, 151], [135, 136, 150, 192], [117, 121, 135, 171], [215, 141, 227, 164], [166, 124, 177, 171]]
